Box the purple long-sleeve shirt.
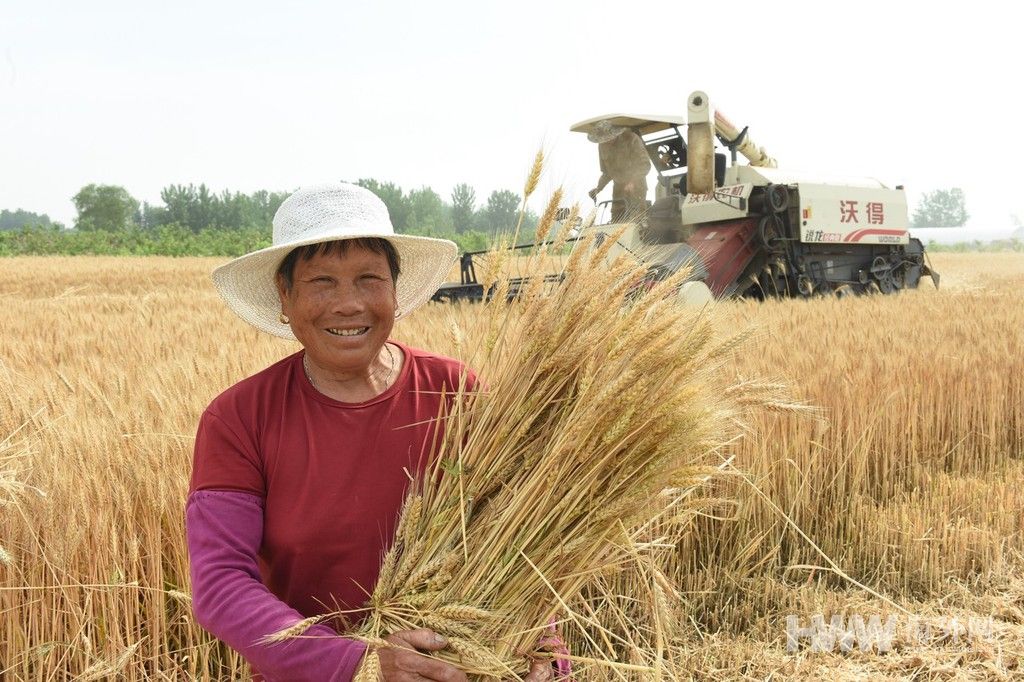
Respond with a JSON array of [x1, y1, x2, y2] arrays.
[[187, 491, 572, 680], [186, 489, 367, 681]]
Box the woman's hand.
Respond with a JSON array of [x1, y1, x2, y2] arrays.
[[377, 628, 467, 681], [522, 658, 555, 681], [375, 628, 557, 681]]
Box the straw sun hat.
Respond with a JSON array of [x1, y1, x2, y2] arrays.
[[212, 182, 458, 340]]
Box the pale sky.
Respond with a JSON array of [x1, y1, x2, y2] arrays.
[[1, 0, 1020, 229]]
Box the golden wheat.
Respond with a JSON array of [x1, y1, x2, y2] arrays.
[[0, 251, 1021, 679]]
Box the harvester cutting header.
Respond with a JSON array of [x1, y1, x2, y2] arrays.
[[433, 90, 937, 303]]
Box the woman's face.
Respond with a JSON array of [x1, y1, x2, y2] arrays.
[[277, 244, 397, 375]]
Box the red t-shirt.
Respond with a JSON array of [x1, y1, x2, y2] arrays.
[[190, 341, 472, 626]]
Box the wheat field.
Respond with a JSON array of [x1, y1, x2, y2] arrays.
[[0, 252, 1022, 680]]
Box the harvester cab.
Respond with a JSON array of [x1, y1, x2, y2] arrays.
[[570, 90, 939, 299]]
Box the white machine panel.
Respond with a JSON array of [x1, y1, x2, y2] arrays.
[[798, 183, 909, 245], [681, 183, 753, 224]]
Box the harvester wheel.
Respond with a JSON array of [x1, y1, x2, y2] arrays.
[[870, 256, 899, 294], [892, 265, 906, 290], [765, 184, 790, 213], [758, 215, 783, 250], [833, 284, 855, 299]]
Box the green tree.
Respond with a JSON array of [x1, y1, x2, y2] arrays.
[[407, 186, 452, 233], [140, 201, 168, 230], [911, 188, 968, 227], [249, 189, 288, 229], [72, 184, 140, 231], [450, 183, 477, 234], [213, 189, 248, 231], [159, 184, 220, 232], [482, 189, 521, 235], [0, 209, 54, 231], [454, 229, 491, 252], [148, 185, 286, 232]]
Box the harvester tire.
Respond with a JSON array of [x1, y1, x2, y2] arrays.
[[765, 184, 790, 214]]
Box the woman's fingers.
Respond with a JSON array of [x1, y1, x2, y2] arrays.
[[381, 629, 555, 681], [408, 652, 468, 681], [379, 629, 468, 681], [387, 628, 450, 652], [377, 647, 467, 681]]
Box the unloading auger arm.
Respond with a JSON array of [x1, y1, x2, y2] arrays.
[[687, 90, 777, 194]]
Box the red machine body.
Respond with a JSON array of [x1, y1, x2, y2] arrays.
[[684, 218, 760, 297]]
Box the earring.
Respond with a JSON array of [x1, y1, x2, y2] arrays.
[[279, 312, 289, 324]]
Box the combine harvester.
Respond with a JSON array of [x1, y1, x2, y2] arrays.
[[433, 90, 939, 303]]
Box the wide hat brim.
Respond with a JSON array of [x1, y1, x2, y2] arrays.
[[212, 231, 457, 340]]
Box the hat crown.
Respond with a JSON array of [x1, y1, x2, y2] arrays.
[[272, 183, 394, 246], [587, 120, 626, 143]]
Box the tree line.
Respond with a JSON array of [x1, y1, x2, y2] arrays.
[[1, 209, 57, 231], [4, 183, 987, 257], [0, 180, 539, 256]]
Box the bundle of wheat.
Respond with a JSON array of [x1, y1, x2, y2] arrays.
[[334, 209, 745, 679]]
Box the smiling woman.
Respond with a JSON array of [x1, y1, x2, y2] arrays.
[[186, 183, 564, 681], [276, 239, 404, 403]]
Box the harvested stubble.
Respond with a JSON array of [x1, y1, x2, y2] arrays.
[[0, 251, 1022, 680], [343, 229, 745, 680]]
